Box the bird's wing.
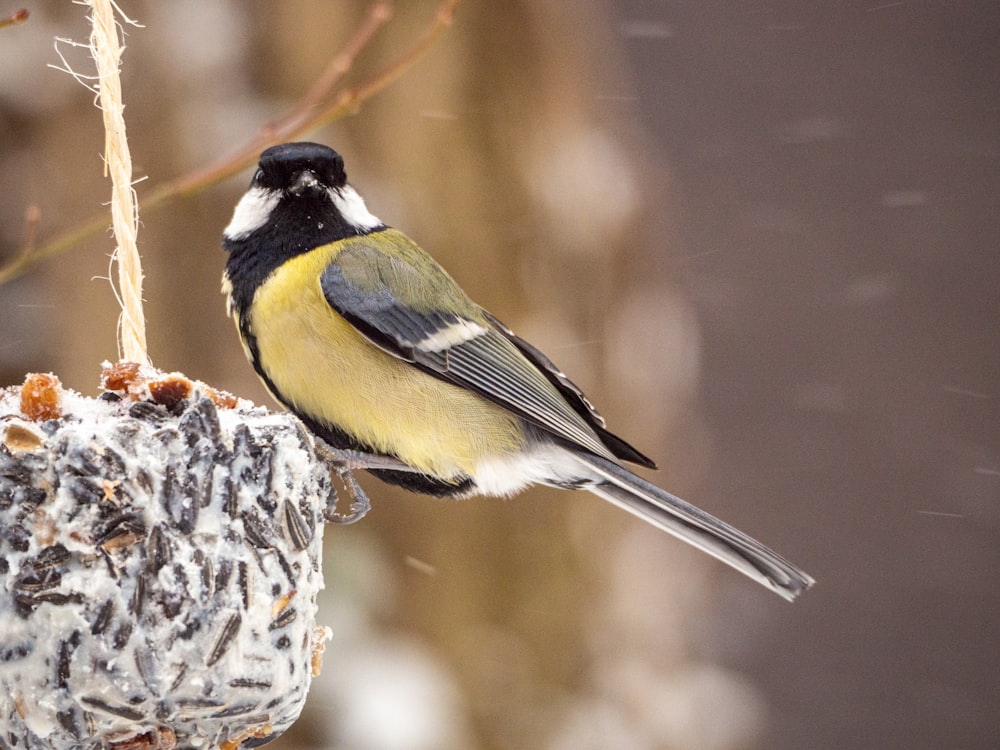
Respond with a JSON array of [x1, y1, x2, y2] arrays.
[[319, 235, 617, 461], [482, 311, 657, 470]]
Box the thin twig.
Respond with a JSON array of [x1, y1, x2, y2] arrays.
[[322, 0, 458, 123], [0, 8, 28, 29], [0, 0, 459, 285], [154, 0, 396, 200], [296, 2, 393, 118]]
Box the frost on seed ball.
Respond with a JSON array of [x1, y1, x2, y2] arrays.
[[0, 365, 341, 749]]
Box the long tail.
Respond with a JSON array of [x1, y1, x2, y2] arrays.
[[576, 453, 814, 601]]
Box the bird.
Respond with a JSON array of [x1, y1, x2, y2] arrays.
[[221, 141, 814, 601]]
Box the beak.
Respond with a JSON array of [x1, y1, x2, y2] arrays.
[[290, 170, 321, 197]]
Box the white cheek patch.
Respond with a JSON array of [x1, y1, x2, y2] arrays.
[[223, 187, 280, 240], [330, 185, 383, 231], [415, 319, 488, 353]]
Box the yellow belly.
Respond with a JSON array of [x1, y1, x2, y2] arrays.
[[247, 241, 525, 479]]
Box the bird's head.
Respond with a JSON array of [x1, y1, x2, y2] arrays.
[[222, 142, 383, 247]]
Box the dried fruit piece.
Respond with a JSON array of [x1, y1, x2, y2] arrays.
[[202, 385, 238, 409], [101, 361, 142, 394], [20, 373, 62, 421], [310, 625, 332, 677], [2, 423, 44, 452], [99, 361, 240, 410], [148, 376, 193, 410]]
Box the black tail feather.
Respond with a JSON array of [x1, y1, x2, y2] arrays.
[[576, 453, 814, 601]]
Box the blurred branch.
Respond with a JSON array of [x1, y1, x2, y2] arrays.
[[158, 0, 396, 199], [0, 0, 458, 285], [0, 8, 28, 29]]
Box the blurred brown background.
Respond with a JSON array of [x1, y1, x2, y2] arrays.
[[2, 2, 998, 749]]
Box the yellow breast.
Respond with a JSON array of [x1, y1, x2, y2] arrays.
[[247, 241, 525, 479]]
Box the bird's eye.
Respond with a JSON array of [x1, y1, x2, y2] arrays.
[[252, 168, 264, 184]]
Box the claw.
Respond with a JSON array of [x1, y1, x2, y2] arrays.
[[325, 470, 371, 525]]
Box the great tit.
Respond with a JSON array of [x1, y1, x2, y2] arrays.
[[221, 142, 814, 601]]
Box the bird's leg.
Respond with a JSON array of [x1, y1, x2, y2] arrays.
[[312, 441, 422, 524]]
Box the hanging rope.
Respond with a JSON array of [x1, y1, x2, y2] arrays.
[[89, 0, 149, 366]]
